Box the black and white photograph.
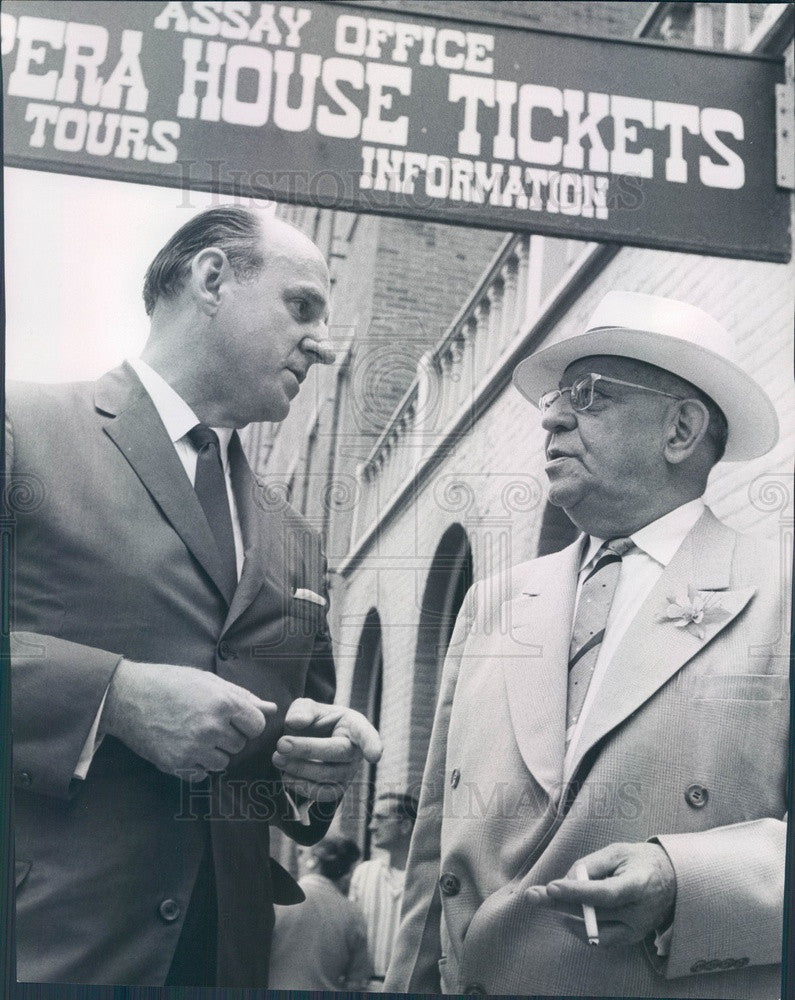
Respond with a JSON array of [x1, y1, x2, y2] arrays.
[[2, 2, 793, 997]]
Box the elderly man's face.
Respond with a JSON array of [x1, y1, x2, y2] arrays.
[[541, 355, 678, 531], [215, 223, 330, 425]]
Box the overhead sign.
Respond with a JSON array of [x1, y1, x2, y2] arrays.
[[1, 1, 790, 262]]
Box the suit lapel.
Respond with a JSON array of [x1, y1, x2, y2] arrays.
[[498, 538, 584, 798], [568, 510, 755, 777], [222, 434, 294, 633], [96, 364, 233, 603]]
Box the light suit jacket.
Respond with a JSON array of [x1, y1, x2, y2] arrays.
[[7, 365, 337, 986], [385, 509, 788, 998]]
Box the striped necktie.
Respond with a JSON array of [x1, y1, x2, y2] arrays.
[[566, 537, 635, 744]]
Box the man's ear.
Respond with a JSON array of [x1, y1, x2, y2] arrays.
[[190, 247, 229, 313], [663, 398, 710, 464]]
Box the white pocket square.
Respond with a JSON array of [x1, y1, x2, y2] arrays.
[[293, 588, 326, 608]]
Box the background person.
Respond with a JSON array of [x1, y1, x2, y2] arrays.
[[349, 792, 418, 989], [268, 835, 372, 990]]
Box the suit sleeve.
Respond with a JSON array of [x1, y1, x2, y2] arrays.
[[652, 817, 786, 978], [11, 632, 122, 799], [6, 410, 123, 799], [384, 581, 480, 994]]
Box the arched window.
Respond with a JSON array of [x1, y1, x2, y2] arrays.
[[347, 608, 384, 855], [408, 524, 473, 787]]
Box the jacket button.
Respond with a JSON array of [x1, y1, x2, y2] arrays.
[[465, 984, 486, 994], [17, 771, 33, 788], [685, 784, 708, 808], [158, 898, 181, 922], [217, 640, 236, 661], [450, 768, 460, 788], [439, 872, 460, 896]]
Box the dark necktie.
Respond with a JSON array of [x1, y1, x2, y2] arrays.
[[566, 537, 635, 744], [188, 423, 237, 601]]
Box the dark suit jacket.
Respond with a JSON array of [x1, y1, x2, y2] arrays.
[[7, 363, 336, 986]]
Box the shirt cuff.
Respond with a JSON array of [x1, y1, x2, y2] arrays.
[[282, 787, 313, 826], [73, 688, 109, 780]]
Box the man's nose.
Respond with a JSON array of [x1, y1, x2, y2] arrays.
[[540, 393, 577, 433], [301, 331, 335, 367]]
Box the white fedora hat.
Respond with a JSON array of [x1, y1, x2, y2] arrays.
[[512, 290, 779, 461]]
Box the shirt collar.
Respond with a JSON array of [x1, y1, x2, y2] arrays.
[[128, 357, 198, 444], [580, 497, 706, 571], [128, 357, 233, 468]]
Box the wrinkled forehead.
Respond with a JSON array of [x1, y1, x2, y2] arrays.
[[562, 354, 671, 387]]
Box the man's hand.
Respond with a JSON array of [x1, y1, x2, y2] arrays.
[[529, 842, 676, 947], [101, 659, 277, 782], [271, 698, 382, 803]]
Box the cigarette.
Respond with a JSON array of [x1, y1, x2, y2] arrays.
[[574, 861, 599, 946]]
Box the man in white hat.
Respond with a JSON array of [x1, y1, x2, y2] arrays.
[[385, 291, 787, 998]]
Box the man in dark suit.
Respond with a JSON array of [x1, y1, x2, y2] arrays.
[[7, 206, 381, 986]]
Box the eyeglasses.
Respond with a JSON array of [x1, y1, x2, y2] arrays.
[[539, 373, 686, 413]]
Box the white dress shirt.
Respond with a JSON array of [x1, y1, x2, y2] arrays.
[[562, 497, 706, 780]]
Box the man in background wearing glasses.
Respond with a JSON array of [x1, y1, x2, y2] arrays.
[[386, 291, 788, 998]]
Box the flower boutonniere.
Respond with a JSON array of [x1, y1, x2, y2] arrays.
[[661, 586, 730, 640]]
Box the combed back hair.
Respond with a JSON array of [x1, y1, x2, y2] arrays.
[[142, 206, 265, 316], [311, 836, 361, 882], [376, 792, 419, 825]]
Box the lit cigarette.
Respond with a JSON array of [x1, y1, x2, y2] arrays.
[[574, 861, 599, 946]]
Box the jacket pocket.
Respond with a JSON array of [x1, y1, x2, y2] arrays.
[[288, 598, 323, 624], [693, 673, 788, 701]]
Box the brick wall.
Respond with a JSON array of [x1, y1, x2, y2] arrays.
[[340, 0, 653, 39]]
